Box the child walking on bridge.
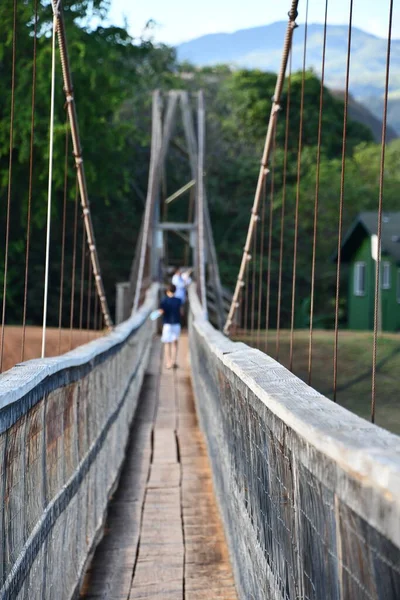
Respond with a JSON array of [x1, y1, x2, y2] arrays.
[[159, 283, 182, 369]]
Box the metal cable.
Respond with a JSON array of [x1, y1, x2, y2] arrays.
[[265, 125, 277, 354], [333, 0, 354, 402], [58, 118, 69, 354], [86, 258, 93, 341], [308, 0, 329, 385], [244, 258, 250, 334], [69, 180, 79, 349], [276, 51, 292, 361], [250, 217, 258, 344], [256, 177, 267, 348], [0, 0, 17, 373], [289, 0, 309, 372], [224, 0, 299, 334], [371, 0, 393, 423], [41, 7, 58, 358], [21, 0, 38, 362], [93, 282, 99, 332], [79, 224, 86, 333], [53, 0, 113, 328]]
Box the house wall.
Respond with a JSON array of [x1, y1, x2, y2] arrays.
[[348, 236, 400, 331]]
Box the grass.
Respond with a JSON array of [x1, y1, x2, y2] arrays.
[[235, 329, 400, 436]]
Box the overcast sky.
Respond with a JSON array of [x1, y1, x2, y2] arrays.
[[106, 0, 400, 45]]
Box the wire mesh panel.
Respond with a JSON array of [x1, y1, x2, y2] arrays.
[[189, 287, 400, 600], [0, 285, 157, 599]]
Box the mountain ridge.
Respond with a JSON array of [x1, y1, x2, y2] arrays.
[[177, 21, 400, 133]]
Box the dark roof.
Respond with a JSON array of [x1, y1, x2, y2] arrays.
[[337, 212, 400, 263]]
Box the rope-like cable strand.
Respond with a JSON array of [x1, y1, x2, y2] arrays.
[[41, 8, 58, 358], [333, 0, 354, 402], [371, 0, 393, 423], [308, 0, 329, 385], [21, 0, 38, 362], [224, 1, 299, 334], [289, 0, 309, 372], [276, 52, 292, 361], [0, 0, 17, 372]]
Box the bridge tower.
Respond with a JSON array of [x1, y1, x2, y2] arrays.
[[116, 90, 226, 329]]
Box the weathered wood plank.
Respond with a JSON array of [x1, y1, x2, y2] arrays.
[[82, 334, 237, 600]]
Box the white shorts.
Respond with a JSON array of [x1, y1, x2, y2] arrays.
[[161, 323, 181, 343]]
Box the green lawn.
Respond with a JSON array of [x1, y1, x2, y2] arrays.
[[236, 330, 400, 436]]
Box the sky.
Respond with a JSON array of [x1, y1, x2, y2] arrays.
[[105, 0, 400, 45]]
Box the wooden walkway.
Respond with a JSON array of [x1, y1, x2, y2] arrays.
[[81, 335, 237, 599]]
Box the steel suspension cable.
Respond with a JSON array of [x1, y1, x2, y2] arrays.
[[289, 0, 309, 373], [333, 0, 354, 402], [308, 0, 329, 385], [250, 217, 258, 344], [256, 177, 267, 348], [69, 180, 79, 349], [42, 3, 58, 358], [58, 117, 69, 354], [244, 260, 250, 334], [86, 258, 93, 341], [265, 126, 277, 354], [53, 0, 112, 328], [79, 223, 86, 333], [21, 0, 38, 362], [224, 0, 299, 335], [371, 0, 393, 423], [276, 52, 293, 361], [0, 0, 17, 373]]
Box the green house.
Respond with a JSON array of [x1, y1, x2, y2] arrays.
[[340, 212, 400, 331]]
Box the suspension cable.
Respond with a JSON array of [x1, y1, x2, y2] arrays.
[[70, 180, 79, 349], [54, 0, 112, 328], [21, 0, 38, 362], [224, 0, 299, 335], [371, 0, 393, 423], [58, 117, 69, 354], [308, 0, 329, 385], [276, 51, 292, 361], [79, 224, 86, 333], [41, 3, 59, 358], [250, 216, 258, 344], [289, 0, 309, 372], [333, 0, 354, 402], [0, 0, 17, 373], [265, 125, 277, 354], [256, 177, 267, 348]]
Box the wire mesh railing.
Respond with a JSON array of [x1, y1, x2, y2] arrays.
[[191, 285, 400, 600], [0, 285, 157, 599]]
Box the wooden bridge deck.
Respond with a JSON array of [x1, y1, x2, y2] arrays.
[[81, 334, 237, 599]]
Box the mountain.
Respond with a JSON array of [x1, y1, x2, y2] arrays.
[[177, 23, 400, 130], [331, 91, 398, 143]]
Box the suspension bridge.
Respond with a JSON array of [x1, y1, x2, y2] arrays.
[[0, 0, 400, 598]]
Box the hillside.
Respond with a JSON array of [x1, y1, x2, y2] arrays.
[[330, 90, 398, 142], [177, 22, 400, 124]]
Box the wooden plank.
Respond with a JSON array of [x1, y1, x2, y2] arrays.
[[83, 334, 237, 600], [152, 429, 177, 464]]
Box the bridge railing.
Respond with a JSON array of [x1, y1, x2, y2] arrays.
[[0, 284, 158, 600], [189, 286, 400, 600]]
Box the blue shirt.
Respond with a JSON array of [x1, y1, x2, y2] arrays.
[[160, 296, 181, 325]]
